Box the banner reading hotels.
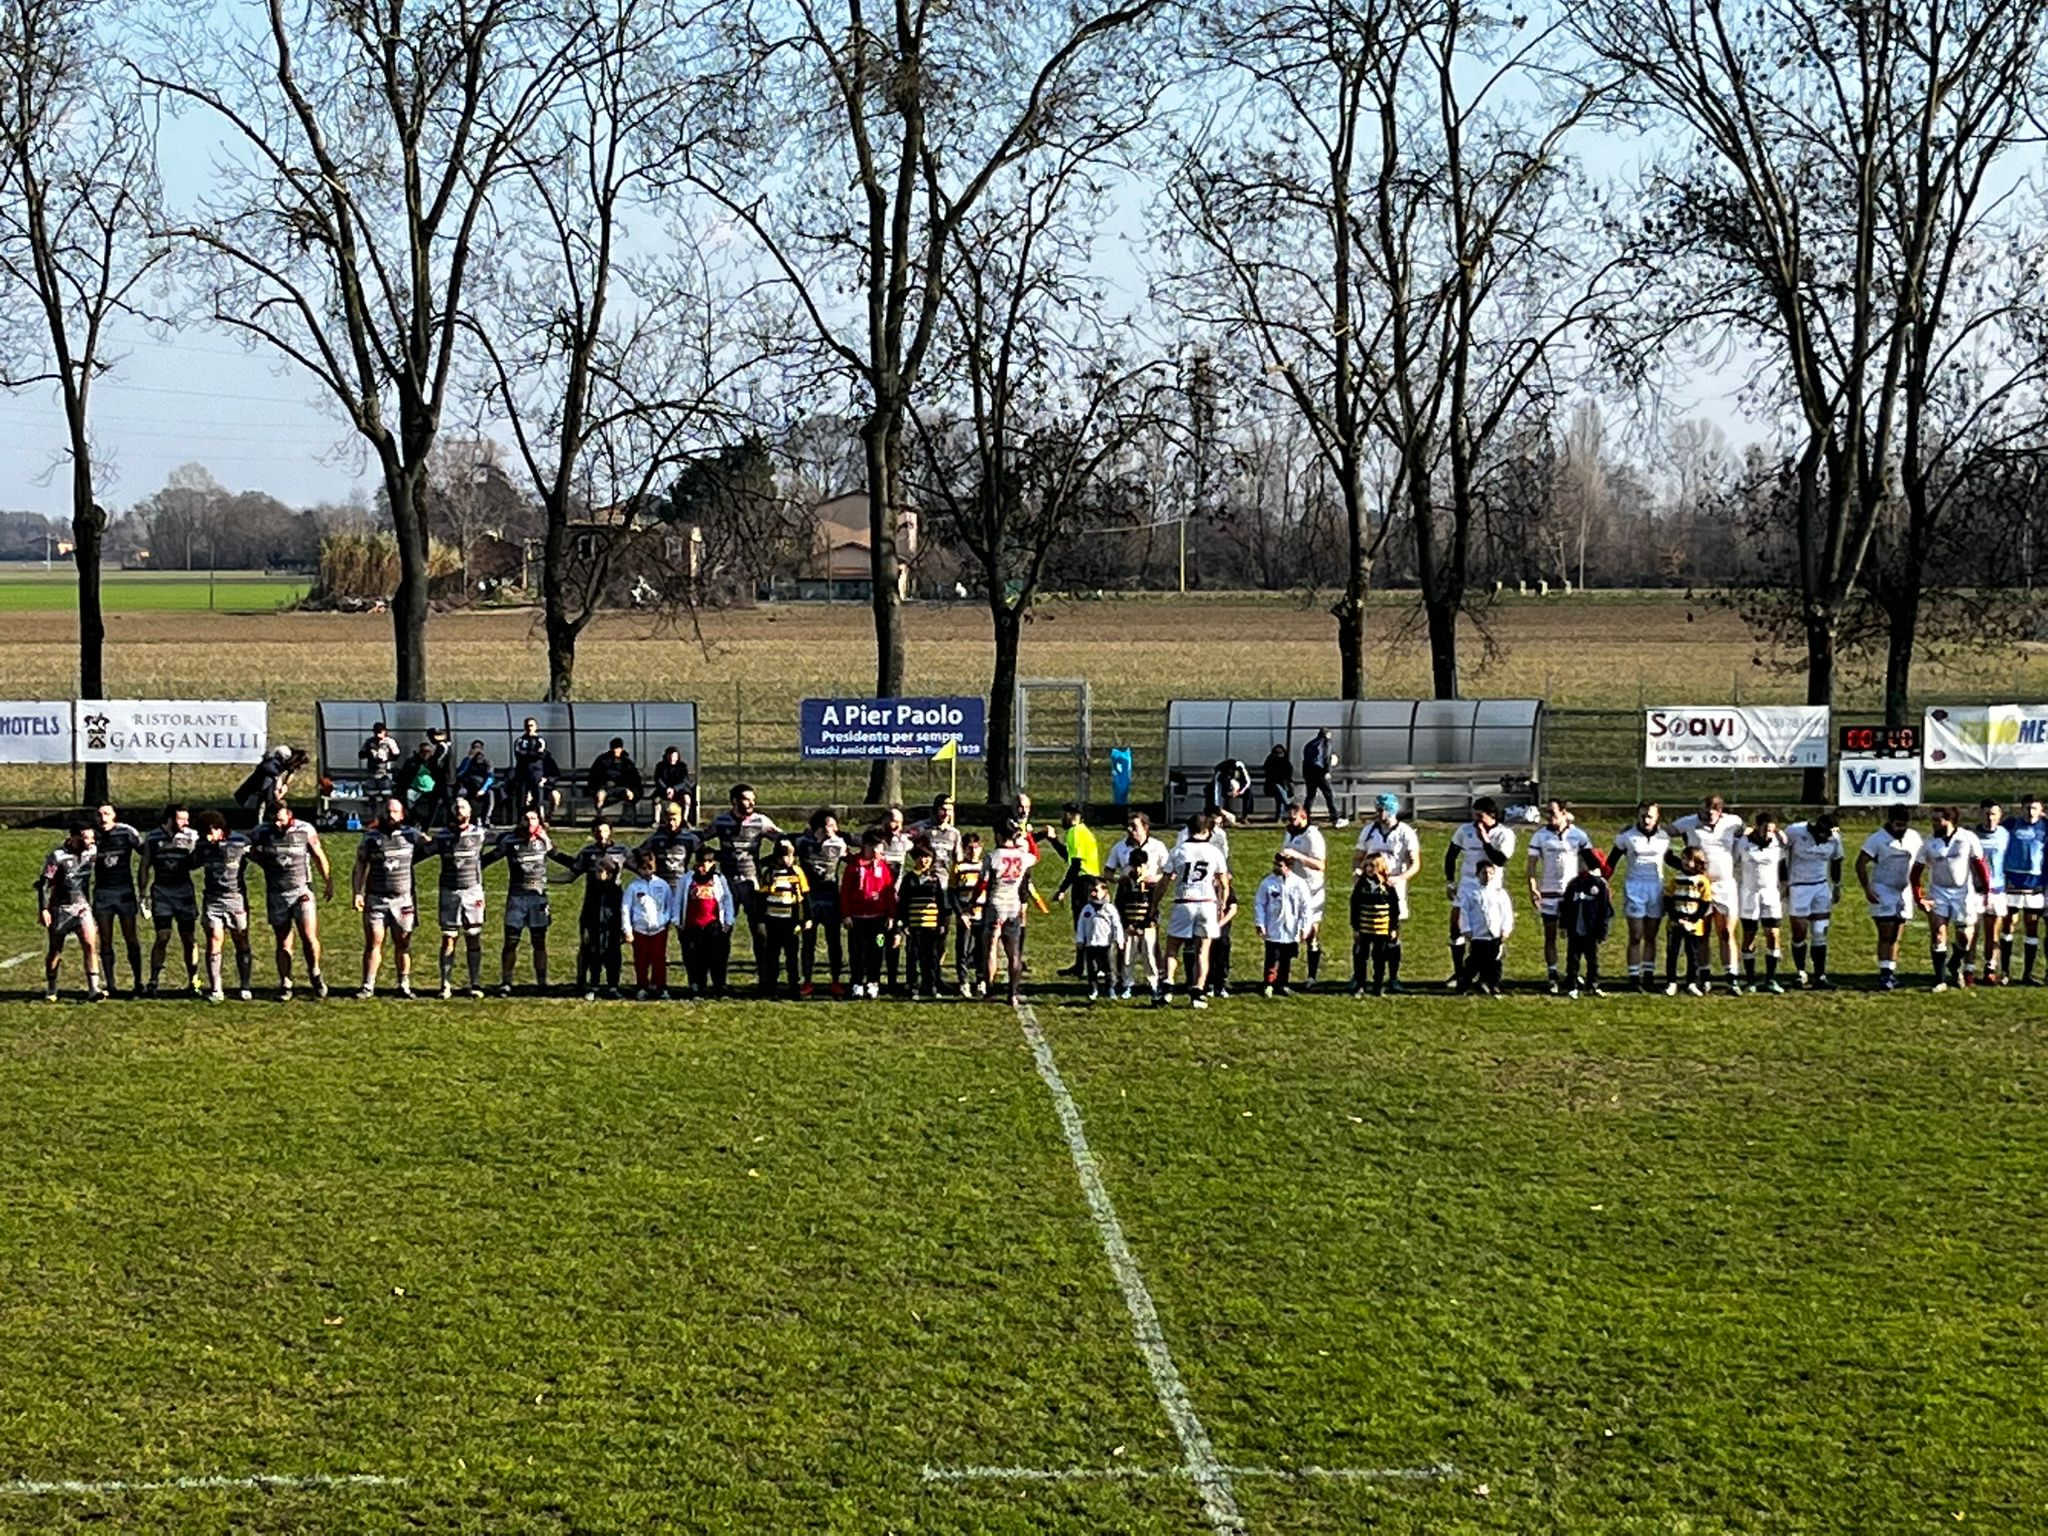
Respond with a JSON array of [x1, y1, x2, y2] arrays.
[[799, 697, 986, 760], [74, 700, 269, 764], [1923, 704, 2048, 771], [1643, 705, 1830, 770], [0, 701, 75, 763]]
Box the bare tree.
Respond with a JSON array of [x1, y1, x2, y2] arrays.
[[142, 0, 582, 699], [0, 0, 163, 801], [689, 0, 1165, 802]]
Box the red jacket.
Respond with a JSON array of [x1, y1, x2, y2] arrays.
[[839, 855, 898, 921]]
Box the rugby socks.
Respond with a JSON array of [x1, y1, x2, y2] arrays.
[[1306, 944, 1322, 983], [2027, 936, 2040, 981], [467, 947, 482, 990], [1765, 947, 1780, 981], [1792, 940, 1808, 975], [2001, 935, 2015, 976], [235, 949, 252, 992], [125, 936, 143, 992], [1931, 941, 1947, 982], [440, 951, 455, 989], [1385, 940, 1402, 986], [1450, 936, 1467, 985], [207, 950, 222, 997]]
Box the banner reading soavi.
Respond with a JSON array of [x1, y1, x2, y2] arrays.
[[75, 700, 269, 764], [800, 697, 986, 760], [0, 701, 74, 763], [1643, 705, 1829, 769], [1923, 704, 2048, 771]]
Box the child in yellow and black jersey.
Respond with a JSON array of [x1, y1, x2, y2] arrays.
[[898, 843, 947, 999], [1349, 852, 1403, 996], [1114, 868, 1159, 1000], [949, 831, 988, 996], [756, 840, 810, 997], [1663, 847, 1713, 996]]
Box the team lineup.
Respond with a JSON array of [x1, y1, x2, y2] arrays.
[[33, 780, 2043, 1006]]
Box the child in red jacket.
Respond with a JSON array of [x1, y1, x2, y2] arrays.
[[838, 829, 898, 999]]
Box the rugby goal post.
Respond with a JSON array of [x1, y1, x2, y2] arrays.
[[1015, 679, 1093, 806]]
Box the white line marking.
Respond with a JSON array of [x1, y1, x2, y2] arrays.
[[0, 949, 40, 970], [1015, 1000, 1246, 1535], [1, 1474, 401, 1497], [921, 1463, 1460, 1485]]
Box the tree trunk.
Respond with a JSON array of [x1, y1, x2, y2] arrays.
[[385, 465, 431, 700], [1881, 598, 1915, 732], [71, 451, 108, 805], [1335, 472, 1372, 698], [542, 497, 576, 702], [1424, 587, 1460, 699], [1802, 607, 1836, 805], [862, 413, 906, 807], [1407, 465, 1460, 698], [986, 601, 1022, 806]]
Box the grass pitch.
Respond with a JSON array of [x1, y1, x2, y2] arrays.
[[4, 829, 2047, 1532], [0, 570, 308, 615]]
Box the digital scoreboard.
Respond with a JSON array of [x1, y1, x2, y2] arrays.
[[1837, 724, 1919, 758]]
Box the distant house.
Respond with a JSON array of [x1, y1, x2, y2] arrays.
[[763, 491, 952, 601]]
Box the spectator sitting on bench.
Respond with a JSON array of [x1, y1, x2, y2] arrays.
[[587, 738, 643, 815], [455, 739, 497, 826], [653, 746, 695, 824]]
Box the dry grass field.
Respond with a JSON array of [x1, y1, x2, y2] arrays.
[[0, 590, 2041, 809]]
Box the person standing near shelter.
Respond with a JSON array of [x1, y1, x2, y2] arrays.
[[420, 797, 490, 998], [1972, 800, 2010, 985], [512, 718, 555, 817], [1785, 812, 1844, 989], [1301, 727, 1343, 826], [88, 802, 147, 996], [1524, 798, 1591, 994], [485, 807, 554, 995], [1608, 802, 1671, 992], [1913, 807, 1990, 993], [250, 800, 332, 1001], [1278, 801, 1329, 987], [37, 819, 103, 1003], [142, 805, 202, 995], [1857, 805, 1923, 992], [2003, 796, 2048, 983], [1444, 797, 1515, 988], [359, 721, 401, 800], [352, 797, 426, 999], [1353, 794, 1420, 923], [1671, 794, 1745, 992], [1260, 743, 1293, 821]]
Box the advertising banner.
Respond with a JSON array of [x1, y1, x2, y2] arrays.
[[75, 700, 269, 764], [1922, 705, 2048, 772], [799, 697, 986, 760], [1838, 757, 1923, 807], [0, 701, 74, 763], [1643, 705, 1829, 769]]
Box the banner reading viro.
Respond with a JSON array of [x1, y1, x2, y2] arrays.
[[799, 697, 986, 760], [0, 701, 74, 763], [1923, 705, 2048, 772], [1643, 705, 1830, 769], [75, 700, 269, 764]]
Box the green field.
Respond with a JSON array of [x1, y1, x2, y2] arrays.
[[4, 827, 2046, 1532], [0, 570, 307, 614]]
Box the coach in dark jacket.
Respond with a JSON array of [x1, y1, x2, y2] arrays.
[[587, 739, 644, 814]]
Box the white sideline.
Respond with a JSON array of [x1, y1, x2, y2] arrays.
[[0, 949, 39, 970], [923, 1463, 1458, 1485], [1, 1473, 400, 1497], [1014, 1000, 1246, 1536]]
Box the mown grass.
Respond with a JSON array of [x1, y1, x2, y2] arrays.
[[3, 828, 2046, 1531], [0, 572, 308, 614], [2, 592, 2046, 809]]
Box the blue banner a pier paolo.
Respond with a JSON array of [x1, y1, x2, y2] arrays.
[[799, 697, 987, 760]]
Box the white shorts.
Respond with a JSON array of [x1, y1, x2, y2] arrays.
[[1707, 887, 1736, 920], [1167, 901, 1222, 941], [1789, 884, 1834, 919], [438, 888, 487, 935], [2011, 890, 2045, 913], [1535, 892, 1561, 920], [1926, 886, 1982, 925], [1737, 888, 1783, 924], [1867, 886, 1911, 922], [1985, 891, 2009, 920], [1303, 888, 1327, 928], [1622, 884, 1663, 920]]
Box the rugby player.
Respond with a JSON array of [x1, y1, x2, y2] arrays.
[[1785, 812, 1843, 988], [1161, 813, 1228, 1010], [1912, 808, 1990, 993], [1856, 805, 1923, 992], [1734, 811, 1789, 993], [709, 784, 782, 972], [1607, 802, 1671, 991], [420, 797, 490, 998], [1353, 794, 1420, 928], [485, 807, 555, 994], [795, 809, 847, 996], [1525, 798, 1591, 994], [555, 819, 628, 999], [36, 819, 103, 1002], [980, 821, 1039, 1006], [1443, 797, 1514, 987], [1278, 801, 1329, 986], [1973, 800, 2010, 985], [1671, 794, 1745, 992], [196, 810, 256, 1002], [88, 803, 147, 995], [352, 797, 426, 999], [2003, 797, 2047, 983], [141, 805, 202, 995], [250, 801, 332, 1001], [635, 800, 701, 969]]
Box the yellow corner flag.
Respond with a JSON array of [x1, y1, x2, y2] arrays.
[[930, 738, 958, 762]]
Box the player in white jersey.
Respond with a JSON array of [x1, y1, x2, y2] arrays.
[[1353, 794, 1421, 919], [1671, 795, 1746, 987], [1161, 815, 1229, 1009], [1733, 811, 1789, 993], [1973, 799, 2011, 985], [1607, 802, 1671, 990], [1525, 799, 1592, 993], [1912, 807, 1990, 992], [1783, 813, 1844, 987], [1278, 801, 1329, 986], [1856, 805, 1923, 991], [1442, 797, 1514, 987]]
